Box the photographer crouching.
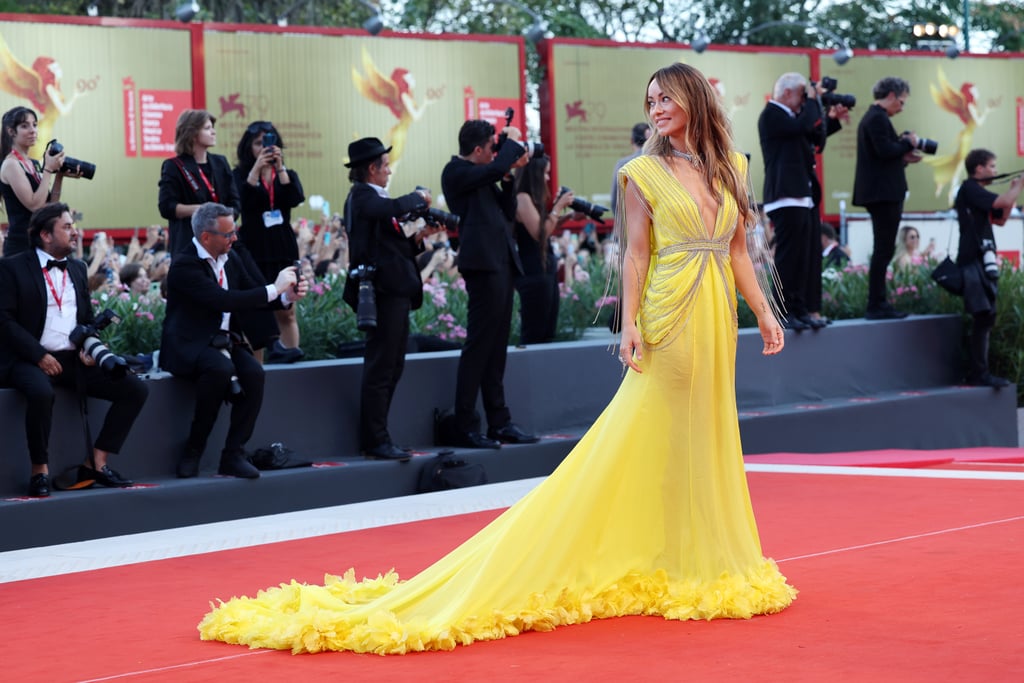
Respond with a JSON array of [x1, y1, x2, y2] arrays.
[[342, 137, 440, 461], [955, 149, 1024, 387], [0, 203, 148, 497]]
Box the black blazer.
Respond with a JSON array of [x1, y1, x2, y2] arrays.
[[343, 182, 427, 310], [159, 242, 281, 375], [158, 153, 240, 255], [232, 166, 305, 266], [441, 141, 525, 274], [759, 99, 839, 206], [852, 104, 915, 206], [0, 250, 92, 377]]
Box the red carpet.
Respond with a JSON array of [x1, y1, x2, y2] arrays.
[[745, 446, 1024, 467], [3, 466, 1023, 682]]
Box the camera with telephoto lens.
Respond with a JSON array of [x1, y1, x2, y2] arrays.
[[811, 76, 857, 109], [68, 308, 128, 378], [349, 264, 378, 332], [410, 187, 461, 231], [902, 131, 939, 155], [44, 139, 96, 180], [558, 186, 609, 224], [980, 239, 999, 280], [494, 107, 545, 160]]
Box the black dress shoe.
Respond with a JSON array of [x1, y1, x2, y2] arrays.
[[865, 303, 909, 320], [81, 464, 134, 488], [967, 373, 1012, 388], [218, 451, 260, 479], [798, 315, 827, 330], [28, 473, 50, 498], [265, 341, 305, 365], [177, 449, 202, 478], [453, 431, 502, 449], [363, 443, 413, 462], [783, 315, 810, 331], [487, 423, 540, 444]]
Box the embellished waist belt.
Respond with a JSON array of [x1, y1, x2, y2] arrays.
[[658, 240, 728, 257]]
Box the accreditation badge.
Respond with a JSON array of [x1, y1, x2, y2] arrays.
[[263, 209, 284, 227]]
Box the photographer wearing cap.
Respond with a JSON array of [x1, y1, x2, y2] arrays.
[[955, 149, 1024, 387], [759, 73, 845, 332], [439, 119, 538, 449], [0, 202, 149, 497], [853, 76, 923, 320], [160, 202, 308, 480], [341, 137, 431, 461]]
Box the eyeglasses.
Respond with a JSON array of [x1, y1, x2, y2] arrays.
[[246, 121, 273, 135], [206, 228, 239, 239]]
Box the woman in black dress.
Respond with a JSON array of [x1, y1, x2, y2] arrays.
[[233, 121, 305, 356], [513, 155, 574, 344]]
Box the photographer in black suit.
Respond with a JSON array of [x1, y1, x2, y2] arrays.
[[955, 149, 1024, 387], [759, 72, 844, 331], [160, 202, 308, 479], [342, 137, 432, 461], [0, 203, 148, 497], [853, 76, 923, 320], [440, 119, 536, 449]]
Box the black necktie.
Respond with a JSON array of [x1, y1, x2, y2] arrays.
[[46, 259, 68, 271]]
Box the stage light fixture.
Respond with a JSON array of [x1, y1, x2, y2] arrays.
[[692, 31, 711, 54], [86, 3, 99, 17], [174, 1, 200, 23], [356, 0, 384, 35]]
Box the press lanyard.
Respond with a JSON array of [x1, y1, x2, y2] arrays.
[[13, 150, 41, 183], [42, 267, 68, 313], [195, 165, 219, 203], [261, 168, 276, 210]]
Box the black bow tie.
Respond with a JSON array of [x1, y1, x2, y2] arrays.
[[46, 259, 68, 271]]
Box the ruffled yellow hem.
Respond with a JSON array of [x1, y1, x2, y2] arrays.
[[198, 560, 796, 655]]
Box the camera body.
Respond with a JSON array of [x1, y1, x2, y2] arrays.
[[903, 131, 939, 155], [811, 76, 856, 109], [980, 239, 1000, 280], [68, 308, 128, 377], [410, 187, 461, 231], [558, 186, 609, 224], [494, 106, 545, 160], [45, 139, 96, 180], [349, 264, 378, 331]]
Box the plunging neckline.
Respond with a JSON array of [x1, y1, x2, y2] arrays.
[[652, 157, 721, 241]]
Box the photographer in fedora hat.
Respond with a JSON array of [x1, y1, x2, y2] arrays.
[[342, 137, 434, 461]]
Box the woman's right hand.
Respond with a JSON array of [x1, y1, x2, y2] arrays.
[[43, 149, 65, 174], [553, 190, 574, 214], [619, 324, 643, 373]]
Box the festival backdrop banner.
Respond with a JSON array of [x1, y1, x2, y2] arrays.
[[203, 30, 523, 220], [818, 53, 1024, 214], [545, 41, 811, 208], [0, 21, 192, 230]]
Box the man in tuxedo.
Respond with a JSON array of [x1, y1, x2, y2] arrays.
[[342, 137, 431, 461], [759, 72, 844, 331], [0, 202, 149, 497], [853, 76, 923, 320], [160, 202, 307, 479], [439, 119, 536, 449]]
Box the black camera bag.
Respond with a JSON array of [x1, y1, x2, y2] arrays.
[[417, 451, 487, 493]]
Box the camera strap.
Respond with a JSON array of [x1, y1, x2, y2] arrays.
[[174, 157, 219, 203], [13, 150, 41, 183]]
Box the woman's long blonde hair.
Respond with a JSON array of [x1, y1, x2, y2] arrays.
[[642, 63, 752, 226]]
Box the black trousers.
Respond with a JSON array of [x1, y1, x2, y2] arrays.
[[516, 272, 559, 344], [968, 310, 997, 379], [6, 350, 148, 466], [769, 206, 815, 318], [865, 200, 904, 308], [455, 268, 514, 433], [185, 344, 264, 457], [360, 293, 411, 449], [805, 208, 824, 314]]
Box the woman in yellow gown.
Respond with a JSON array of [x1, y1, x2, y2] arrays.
[[199, 63, 796, 655]]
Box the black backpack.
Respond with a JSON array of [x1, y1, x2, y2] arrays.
[[417, 450, 487, 493]]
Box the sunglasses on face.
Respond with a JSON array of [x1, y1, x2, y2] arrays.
[[246, 121, 274, 135]]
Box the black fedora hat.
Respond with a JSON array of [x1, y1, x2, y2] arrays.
[[345, 137, 392, 168]]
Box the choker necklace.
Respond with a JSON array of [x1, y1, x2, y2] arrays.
[[670, 148, 697, 164]]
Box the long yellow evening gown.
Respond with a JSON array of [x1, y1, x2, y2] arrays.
[[198, 153, 796, 654]]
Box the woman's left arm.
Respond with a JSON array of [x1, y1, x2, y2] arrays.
[[730, 220, 784, 355]]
